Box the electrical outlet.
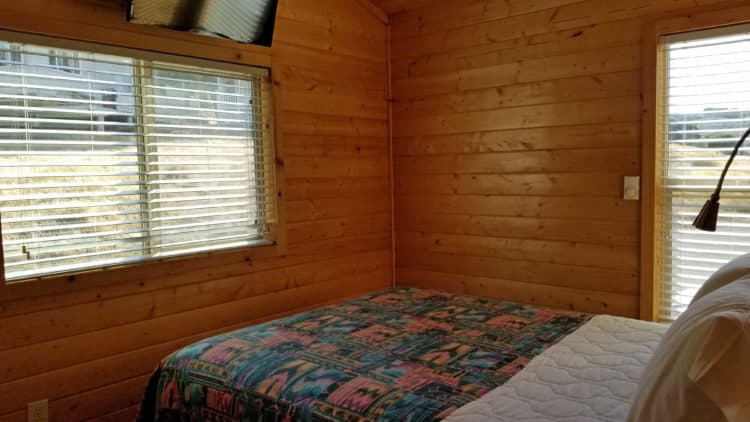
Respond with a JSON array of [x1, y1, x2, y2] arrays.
[[623, 176, 640, 201], [27, 399, 48, 422]]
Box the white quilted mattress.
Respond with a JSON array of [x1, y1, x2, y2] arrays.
[[444, 315, 669, 422]]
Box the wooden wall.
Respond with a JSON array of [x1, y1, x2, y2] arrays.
[[0, 1, 390, 420], [379, 0, 742, 318]]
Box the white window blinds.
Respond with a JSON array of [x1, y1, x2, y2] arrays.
[[0, 37, 275, 282], [660, 25, 750, 320]]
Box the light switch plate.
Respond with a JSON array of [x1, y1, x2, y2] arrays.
[[623, 176, 640, 201], [27, 399, 48, 422]]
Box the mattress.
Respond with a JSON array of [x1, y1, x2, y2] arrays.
[[136, 287, 591, 421], [444, 315, 669, 422]]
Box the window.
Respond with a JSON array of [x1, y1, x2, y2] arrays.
[[47, 49, 80, 74], [659, 24, 750, 320], [0, 37, 276, 282], [0, 44, 21, 66]]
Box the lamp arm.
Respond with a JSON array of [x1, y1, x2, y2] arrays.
[[713, 126, 750, 199], [693, 126, 750, 231]]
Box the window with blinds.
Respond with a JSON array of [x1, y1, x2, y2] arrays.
[[660, 24, 750, 320], [0, 36, 275, 282]]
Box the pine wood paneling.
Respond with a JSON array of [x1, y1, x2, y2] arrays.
[[4, 0, 748, 419], [0, 1, 390, 420], [389, 0, 744, 319]]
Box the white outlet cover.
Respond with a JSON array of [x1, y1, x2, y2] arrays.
[[623, 176, 640, 201], [27, 399, 48, 422]]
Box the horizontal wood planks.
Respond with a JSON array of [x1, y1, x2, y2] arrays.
[[0, 0, 390, 420], [388, 0, 742, 317]]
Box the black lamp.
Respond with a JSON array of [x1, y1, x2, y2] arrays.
[[693, 126, 750, 231]]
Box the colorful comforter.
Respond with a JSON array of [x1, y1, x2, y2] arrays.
[[136, 287, 591, 421]]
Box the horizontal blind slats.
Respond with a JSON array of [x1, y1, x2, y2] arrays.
[[661, 26, 750, 321], [0, 38, 272, 281]]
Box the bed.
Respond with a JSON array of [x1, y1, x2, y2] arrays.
[[444, 315, 668, 421], [135, 287, 667, 421]]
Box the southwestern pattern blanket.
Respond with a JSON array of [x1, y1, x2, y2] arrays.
[[136, 287, 591, 421]]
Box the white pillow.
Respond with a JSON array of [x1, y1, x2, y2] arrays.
[[628, 279, 750, 422], [691, 252, 750, 304]]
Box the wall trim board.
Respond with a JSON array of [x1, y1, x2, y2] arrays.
[[388, 22, 396, 287]]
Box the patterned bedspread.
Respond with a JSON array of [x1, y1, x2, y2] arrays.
[[136, 288, 591, 421]]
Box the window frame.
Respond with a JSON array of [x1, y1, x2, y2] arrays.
[[641, 5, 750, 321], [0, 44, 22, 66], [47, 49, 80, 73], [0, 29, 286, 293]]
